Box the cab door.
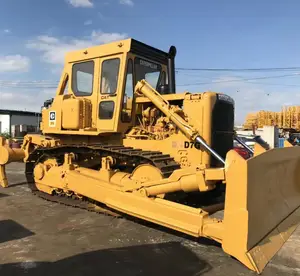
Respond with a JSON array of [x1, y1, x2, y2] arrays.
[[97, 54, 124, 132], [119, 55, 135, 133]]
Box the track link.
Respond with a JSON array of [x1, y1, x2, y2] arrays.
[[25, 143, 181, 218], [33, 190, 122, 217]]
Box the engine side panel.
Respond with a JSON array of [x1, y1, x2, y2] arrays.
[[125, 92, 234, 169]]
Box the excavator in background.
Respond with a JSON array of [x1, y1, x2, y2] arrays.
[[1, 38, 300, 274]]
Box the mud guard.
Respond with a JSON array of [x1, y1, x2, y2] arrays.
[[222, 148, 300, 273]]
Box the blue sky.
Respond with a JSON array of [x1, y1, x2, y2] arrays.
[[1, 0, 300, 124]]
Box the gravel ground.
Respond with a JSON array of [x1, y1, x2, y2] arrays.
[[0, 163, 299, 276]]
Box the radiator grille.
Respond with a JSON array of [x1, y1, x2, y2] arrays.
[[211, 95, 235, 167]]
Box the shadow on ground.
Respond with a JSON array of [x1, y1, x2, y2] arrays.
[[0, 193, 9, 198], [6, 182, 27, 188], [99, 206, 221, 248], [0, 242, 212, 276], [0, 219, 35, 243]]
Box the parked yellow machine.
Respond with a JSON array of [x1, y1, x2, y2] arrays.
[[1, 38, 300, 274], [243, 106, 300, 131]]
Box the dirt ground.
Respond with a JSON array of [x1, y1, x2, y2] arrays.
[[0, 163, 300, 276]]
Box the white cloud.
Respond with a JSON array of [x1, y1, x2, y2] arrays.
[[98, 12, 106, 21], [67, 0, 93, 8], [26, 30, 128, 66], [37, 35, 60, 44], [0, 55, 30, 73], [91, 30, 127, 43], [84, 20, 93, 26], [0, 88, 55, 112], [205, 76, 300, 125], [3, 29, 11, 34], [120, 0, 134, 6]]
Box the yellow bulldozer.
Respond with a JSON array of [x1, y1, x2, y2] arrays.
[[1, 38, 299, 273]]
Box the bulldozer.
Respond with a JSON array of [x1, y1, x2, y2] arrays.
[[1, 38, 300, 273]]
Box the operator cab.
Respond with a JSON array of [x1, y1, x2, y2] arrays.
[[41, 38, 177, 135], [129, 40, 176, 95]]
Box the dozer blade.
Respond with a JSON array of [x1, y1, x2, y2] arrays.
[[222, 147, 300, 273]]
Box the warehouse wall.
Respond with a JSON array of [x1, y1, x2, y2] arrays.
[[11, 114, 40, 127], [0, 114, 10, 133]]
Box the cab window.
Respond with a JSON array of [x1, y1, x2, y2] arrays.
[[100, 58, 120, 94], [72, 61, 94, 96], [121, 59, 134, 122], [134, 57, 162, 89], [160, 71, 167, 85], [99, 101, 115, 119]]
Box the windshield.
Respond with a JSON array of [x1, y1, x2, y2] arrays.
[[134, 57, 162, 89]]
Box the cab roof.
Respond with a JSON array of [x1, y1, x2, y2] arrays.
[[65, 38, 170, 65]]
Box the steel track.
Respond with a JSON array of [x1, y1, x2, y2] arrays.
[[25, 144, 181, 218]]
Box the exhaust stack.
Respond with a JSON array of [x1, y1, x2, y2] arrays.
[[168, 46, 177, 93]]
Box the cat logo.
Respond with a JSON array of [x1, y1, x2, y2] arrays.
[[139, 59, 158, 70], [49, 111, 56, 127]]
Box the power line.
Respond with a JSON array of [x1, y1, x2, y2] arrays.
[[0, 80, 59, 83], [0, 85, 58, 89], [242, 81, 300, 87], [0, 80, 59, 89], [0, 71, 300, 89], [176, 67, 300, 72], [2, 66, 300, 86], [177, 73, 300, 86]]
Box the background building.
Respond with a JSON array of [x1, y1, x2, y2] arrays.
[[0, 109, 41, 137]]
